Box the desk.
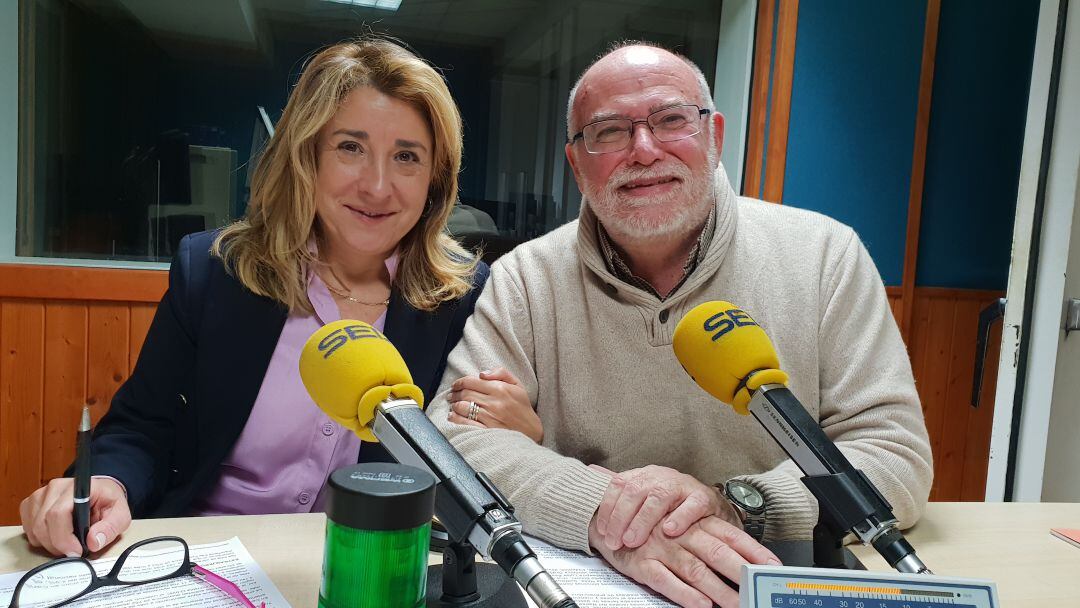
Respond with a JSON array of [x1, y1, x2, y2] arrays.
[[1, 503, 1077, 607]]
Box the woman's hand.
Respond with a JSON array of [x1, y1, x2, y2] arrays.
[[447, 368, 543, 443], [20, 477, 132, 557]]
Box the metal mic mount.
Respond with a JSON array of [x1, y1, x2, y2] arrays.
[[370, 397, 579, 608], [747, 382, 932, 575]]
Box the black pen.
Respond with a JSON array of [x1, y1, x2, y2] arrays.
[[73, 406, 91, 556]]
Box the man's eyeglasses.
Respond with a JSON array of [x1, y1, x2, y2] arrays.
[[8, 536, 264, 608], [569, 104, 711, 154]]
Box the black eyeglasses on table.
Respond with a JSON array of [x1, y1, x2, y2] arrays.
[[7, 536, 264, 608]]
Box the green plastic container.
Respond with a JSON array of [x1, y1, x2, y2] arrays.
[[319, 463, 435, 608]]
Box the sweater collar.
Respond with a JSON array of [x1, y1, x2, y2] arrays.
[[577, 163, 739, 306], [596, 205, 715, 301]]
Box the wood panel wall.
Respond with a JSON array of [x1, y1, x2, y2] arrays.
[[0, 267, 1002, 524], [905, 287, 1004, 502], [885, 286, 1003, 501], [0, 265, 167, 527]]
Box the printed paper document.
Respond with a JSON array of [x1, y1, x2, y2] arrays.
[[0, 537, 290, 607], [524, 535, 677, 607]]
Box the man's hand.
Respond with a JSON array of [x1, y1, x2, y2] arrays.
[[590, 513, 780, 608], [20, 477, 131, 557], [591, 464, 742, 550]]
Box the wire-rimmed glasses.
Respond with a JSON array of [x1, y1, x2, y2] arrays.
[[7, 536, 264, 608], [569, 104, 711, 154]]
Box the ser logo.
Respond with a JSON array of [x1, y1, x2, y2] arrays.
[[319, 324, 387, 358], [703, 308, 758, 341]]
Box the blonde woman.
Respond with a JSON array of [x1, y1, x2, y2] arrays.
[[19, 38, 535, 557]]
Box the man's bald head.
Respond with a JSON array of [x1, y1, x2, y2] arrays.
[[561, 41, 723, 243], [566, 42, 715, 139]]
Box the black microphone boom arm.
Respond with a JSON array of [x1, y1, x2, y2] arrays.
[[748, 383, 931, 575]]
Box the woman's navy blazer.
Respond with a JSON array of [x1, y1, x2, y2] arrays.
[[88, 230, 489, 517]]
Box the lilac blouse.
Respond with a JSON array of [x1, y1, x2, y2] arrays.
[[189, 254, 398, 516]]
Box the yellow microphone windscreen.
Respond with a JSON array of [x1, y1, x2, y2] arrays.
[[672, 301, 789, 414], [299, 320, 425, 442]]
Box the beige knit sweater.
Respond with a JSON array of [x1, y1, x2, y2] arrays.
[[428, 166, 933, 553]]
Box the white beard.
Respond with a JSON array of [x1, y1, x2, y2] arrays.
[[583, 145, 718, 241]]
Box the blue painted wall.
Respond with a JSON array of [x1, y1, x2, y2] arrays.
[[782, 1, 926, 286], [777, 1, 1038, 289], [915, 0, 1039, 290]]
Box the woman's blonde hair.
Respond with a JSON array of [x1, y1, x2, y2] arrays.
[[212, 37, 477, 313]]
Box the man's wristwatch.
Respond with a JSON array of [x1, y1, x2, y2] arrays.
[[721, 479, 766, 541]]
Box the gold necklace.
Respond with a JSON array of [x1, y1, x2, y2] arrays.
[[323, 266, 390, 307]]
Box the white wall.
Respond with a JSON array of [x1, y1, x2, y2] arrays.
[[1, 0, 17, 259], [714, 0, 756, 193]]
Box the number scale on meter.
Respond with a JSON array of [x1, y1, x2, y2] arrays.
[[740, 565, 999, 608], [768, 593, 978, 607]]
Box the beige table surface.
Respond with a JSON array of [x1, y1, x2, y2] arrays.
[[2, 502, 1078, 607]]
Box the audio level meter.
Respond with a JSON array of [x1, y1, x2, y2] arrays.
[[741, 564, 998, 608]]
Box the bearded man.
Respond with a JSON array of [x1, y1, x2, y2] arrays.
[[428, 42, 932, 608]]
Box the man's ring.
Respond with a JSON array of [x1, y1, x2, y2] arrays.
[[467, 401, 479, 421]]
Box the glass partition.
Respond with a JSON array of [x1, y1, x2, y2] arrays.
[[17, 0, 722, 262]]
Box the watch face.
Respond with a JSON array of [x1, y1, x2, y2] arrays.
[[728, 481, 764, 509]]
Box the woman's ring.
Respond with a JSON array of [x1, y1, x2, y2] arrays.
[[467, 401, 479, 421]]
